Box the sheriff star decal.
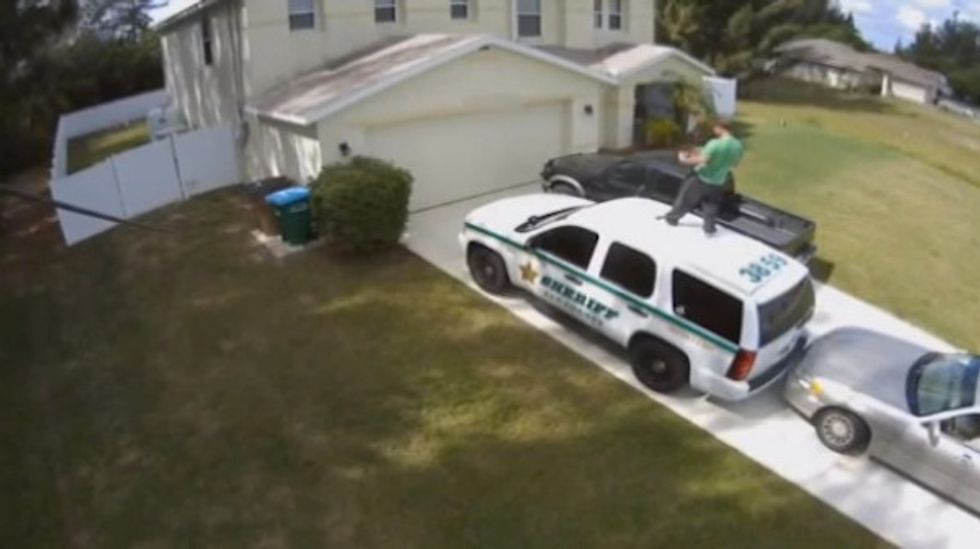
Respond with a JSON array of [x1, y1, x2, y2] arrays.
[[520, 262, 539, 283]]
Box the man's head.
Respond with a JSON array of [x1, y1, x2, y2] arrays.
[[710, 117, 733, 137]]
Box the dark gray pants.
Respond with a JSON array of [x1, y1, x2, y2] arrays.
[[664, 175, 725, 233]]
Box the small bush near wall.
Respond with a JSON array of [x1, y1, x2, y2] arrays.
[[645, 119, 683, 148], [311, 157, 413, 254]]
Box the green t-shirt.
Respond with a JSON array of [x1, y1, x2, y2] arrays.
[[695, 135, 744, 186]]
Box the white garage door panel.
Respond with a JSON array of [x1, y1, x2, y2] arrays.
[[367, 102, 567, 210]]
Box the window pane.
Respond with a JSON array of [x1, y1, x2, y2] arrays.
[[451, 3, 468, 19], [534, 226, 598, 269], [288, 0, 315, 12], [518, 15, 541, 37], [609, 14, 622, 30], [289, 13, 316, 30], [672, 271, 743, 343], [757, 277, 814, 346], [594, 0, 602, 28], [375, 6, 397, 22], [517, 0, 540, 14], [601, 243, 656, 297]]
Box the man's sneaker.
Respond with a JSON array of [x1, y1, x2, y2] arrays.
[[658, 215, 679, 227], [703, 225, 717, 236]]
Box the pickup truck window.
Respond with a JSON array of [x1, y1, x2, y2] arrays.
[[672, 271, 743, 344], [609, 162, 645, 188], [600, 242, 657, 298], [646, 170, 683, 202], [532, 226, 598, 269]]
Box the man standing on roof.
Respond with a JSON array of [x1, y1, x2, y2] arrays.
[[662, 118, 744, 235]]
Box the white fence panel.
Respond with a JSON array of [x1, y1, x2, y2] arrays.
[[50, 162, 123, 245], [703, 76, 738, 119], [173, 123, 241, 197], [113, 139, 184, 217]]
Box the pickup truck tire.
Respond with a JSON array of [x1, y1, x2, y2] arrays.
[[548, 180, 583, 197], [467, 246, 510, 294], [629, 338, 689, 393]]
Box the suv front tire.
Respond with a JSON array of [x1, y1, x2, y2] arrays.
[[467, 246, 510, 294]]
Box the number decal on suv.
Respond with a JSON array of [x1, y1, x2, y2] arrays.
[[739, 253, 788, 284]]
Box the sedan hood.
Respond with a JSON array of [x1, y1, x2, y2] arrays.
[[799, 328, 930, 411], [465, 194, 594, 237]]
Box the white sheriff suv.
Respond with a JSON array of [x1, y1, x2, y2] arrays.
[[460, 195, 816, 401]]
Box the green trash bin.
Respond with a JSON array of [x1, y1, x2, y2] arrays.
[[265, 186, 313, 245]]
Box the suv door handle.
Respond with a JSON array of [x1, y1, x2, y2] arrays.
[[628, 305, 649, 318], [564, 274, 583, 286]]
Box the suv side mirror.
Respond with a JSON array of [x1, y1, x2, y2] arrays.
[[925, 421, 941, 446]]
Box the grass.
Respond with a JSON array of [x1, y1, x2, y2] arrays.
[[0, 192, 883, 548], [66, 121, 150, 174], [737, 79, 980, 350]]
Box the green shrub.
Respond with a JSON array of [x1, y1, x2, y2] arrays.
[[310, 156, 413, 254], [645, 119, 682, 149]]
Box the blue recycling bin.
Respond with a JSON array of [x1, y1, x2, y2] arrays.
[[265, 186, 312, 245]]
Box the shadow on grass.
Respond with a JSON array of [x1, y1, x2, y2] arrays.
[[741, 77, 900, 115]]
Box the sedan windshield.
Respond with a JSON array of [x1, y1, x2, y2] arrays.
[[908, 354, 980, 416]]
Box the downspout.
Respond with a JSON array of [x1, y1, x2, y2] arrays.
[[226, 0, 248, 146]]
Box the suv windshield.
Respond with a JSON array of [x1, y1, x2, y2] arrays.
[[909, 354, 980, 416], [757, 277, 814, 346], [515, 206, 587, 233]]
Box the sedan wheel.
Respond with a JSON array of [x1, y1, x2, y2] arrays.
[[815, 408, 870, 454]]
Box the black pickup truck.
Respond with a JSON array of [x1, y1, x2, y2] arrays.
[[540, 151, 817, 262]]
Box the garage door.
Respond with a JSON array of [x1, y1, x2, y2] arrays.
[[367, 101, 569, 211]]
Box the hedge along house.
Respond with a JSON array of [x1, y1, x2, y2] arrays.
[[156, 0, 715, 211]]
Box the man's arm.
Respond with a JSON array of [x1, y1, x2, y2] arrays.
[[678, 149, 707, 166]]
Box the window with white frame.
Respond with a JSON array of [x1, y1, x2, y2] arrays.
[[594, 0, 602, 28], [451, 0, 469, 20], [608, 0, 622, 30], [517, 0, 541, 37], [288, 0, 316, 30], [375, 0, 397, 23]]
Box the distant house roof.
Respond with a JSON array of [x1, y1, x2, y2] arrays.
[[539, 43, 716, 78], [247, 34, 616, 126], [776, 38, 948, 90]]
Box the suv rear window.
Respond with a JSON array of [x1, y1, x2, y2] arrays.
[[758, 277, 815, 346], [672, 271, 743, 344]]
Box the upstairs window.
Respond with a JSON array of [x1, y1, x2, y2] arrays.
[[375, 0, 397, 23], [288, 0, 317, 31], [201, 16, 213, 66], [593, 0, 602, 28], [608, 0, 622, 30], [517, 0, 541, 37], [451, 0, 469, 20]]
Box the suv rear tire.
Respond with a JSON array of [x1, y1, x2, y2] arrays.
[[629, 339, 689, 393], [814, 408, 871, 455], [467, 246, 510, 294]]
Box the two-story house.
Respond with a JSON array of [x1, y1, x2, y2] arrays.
[[156, 0, 713, 210]]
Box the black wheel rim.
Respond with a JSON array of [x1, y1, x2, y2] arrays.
[[472, 254, 496, 286]]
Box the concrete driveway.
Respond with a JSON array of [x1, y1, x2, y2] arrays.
[[405, 183, 980, 549]]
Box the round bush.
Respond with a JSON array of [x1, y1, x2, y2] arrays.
[[310, 156, 413, 254]]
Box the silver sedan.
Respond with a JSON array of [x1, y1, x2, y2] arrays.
[[785, 328, 980, 514]]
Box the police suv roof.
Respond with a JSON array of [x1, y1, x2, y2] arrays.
[[570, 198, 810, 297]]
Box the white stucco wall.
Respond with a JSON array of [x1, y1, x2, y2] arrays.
[[161, 0, 244, 128], [241, 0, 655, 97], [890, 79, 932, 105], [311, 47, 605, 167], [244, 115, 322, 182]]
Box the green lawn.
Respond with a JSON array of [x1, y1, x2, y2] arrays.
[[66, 121, 150, 174], [0, 192, 882, 547], [737, 79, 980, 350]]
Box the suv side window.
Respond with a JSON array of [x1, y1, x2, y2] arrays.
[[532, 226, 599, 269], [600, 242, 657, 298], [672, 270, 743, 343]]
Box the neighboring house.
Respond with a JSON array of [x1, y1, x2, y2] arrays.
[[775, 38, 951, 106], [155, 0, 715, 211]]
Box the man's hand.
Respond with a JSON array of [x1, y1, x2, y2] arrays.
[[678, 148, 706, 166]]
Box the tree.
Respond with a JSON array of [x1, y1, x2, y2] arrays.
[[898, 16, 980, 103], [656, 0, 872, 78], [81, 0, 167, 41]]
